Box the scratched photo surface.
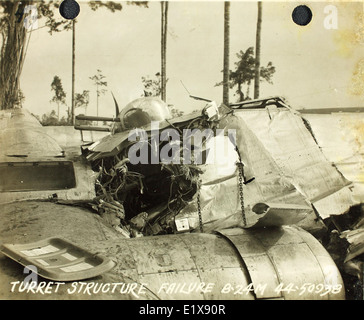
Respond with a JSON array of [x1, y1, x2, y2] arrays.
[[0, 0, 363, 303]]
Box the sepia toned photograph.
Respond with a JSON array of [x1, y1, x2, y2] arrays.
[[0, 0, 363, 305]]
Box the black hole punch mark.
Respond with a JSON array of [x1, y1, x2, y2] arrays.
[[292, 5, 313, 26], [59, 0, 80, 20]]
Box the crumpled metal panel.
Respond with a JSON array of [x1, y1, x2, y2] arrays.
[[227, 108, 358, 219], [176, 112, 315, 231], [302, 113, 364, 203], [312, 186, 356, 219], [251, 202, 311, 228]]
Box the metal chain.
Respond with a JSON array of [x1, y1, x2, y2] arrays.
[[196, 149, 246, 231], [236, 149, 247, 227], [197, 179, 203, 232]]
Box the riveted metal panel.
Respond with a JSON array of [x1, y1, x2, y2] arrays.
[[122, 233, 256, 300], [242, 254, 281, 298], [178, 233, 244, 268], [217, 226, 345, 300], [217, 229, 282, 299], [128, 236, 197, 275], [268, 243, 328, 300], [289, 225, 346, 300], [197, 268, 255, 300]]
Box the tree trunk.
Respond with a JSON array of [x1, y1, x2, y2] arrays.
[[71, 20, 76, 125], [0, 2, 29, 110], [238, 82, 244, 102], [96, 84, 99, 118], [161, 1, 168, 102], [223, 1, 230, 106], [254, 1, 262, 99]]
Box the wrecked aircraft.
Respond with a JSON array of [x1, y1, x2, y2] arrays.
[[0, 96, 363, 300], [79, 96, 360, 234]]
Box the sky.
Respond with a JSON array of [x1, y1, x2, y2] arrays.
[[19, 0, 364, 119]]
